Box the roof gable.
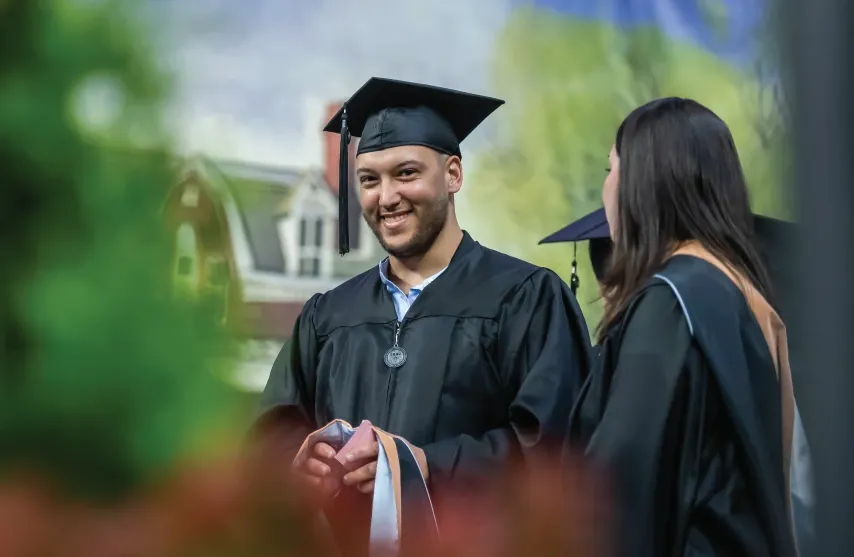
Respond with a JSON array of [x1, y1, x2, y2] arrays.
[[201, 157, 303, 274]]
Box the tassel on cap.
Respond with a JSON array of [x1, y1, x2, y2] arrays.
[[338, 105, 350, 256], [570, 242, 580, 295]]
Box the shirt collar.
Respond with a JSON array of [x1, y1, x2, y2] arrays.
[[378, 258, 447, 293]]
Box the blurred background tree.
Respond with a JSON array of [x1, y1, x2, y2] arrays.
[[0, 0, 243, 502], [470, 6, 789, 327]]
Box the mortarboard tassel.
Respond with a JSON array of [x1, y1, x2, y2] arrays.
[[338, 105, 351, 256], [570, 242, 580, 295]]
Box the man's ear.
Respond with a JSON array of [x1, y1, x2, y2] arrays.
[[445, 155, 462, 195]]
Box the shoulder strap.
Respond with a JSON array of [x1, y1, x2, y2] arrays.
[[653, 273, 694, 336]]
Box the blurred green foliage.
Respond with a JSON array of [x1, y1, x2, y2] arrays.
[[471, 7, 789, 328], [0, 0, 241, 501]]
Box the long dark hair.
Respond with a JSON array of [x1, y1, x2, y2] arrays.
[[598, 97, 774, 340]]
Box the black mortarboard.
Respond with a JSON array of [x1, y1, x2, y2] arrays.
[[324, 77, 505, 255], [540, 207, 797, 301], [539, 208, 611, 244], [539, 208, 612, 294]]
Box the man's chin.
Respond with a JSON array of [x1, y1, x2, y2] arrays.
[[384, 241, 419, 259], [381, 236, 427, 260]]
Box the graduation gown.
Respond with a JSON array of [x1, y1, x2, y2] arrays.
[[256, 233, 591, 535], [568, 253, 797, 557]]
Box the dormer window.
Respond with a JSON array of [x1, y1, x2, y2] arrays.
[[298, 216, 324, 277], [181, 185, 200, 207], [176, 256, 193, 276], [174, 223, 199, 291]]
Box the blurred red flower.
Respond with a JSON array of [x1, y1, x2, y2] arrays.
[[0, 450, 612, 557]]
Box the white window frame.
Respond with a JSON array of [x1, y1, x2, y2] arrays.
[[297, 215, 324, 277], [280, 174, 336, 279], [174, 223, 199, 292]]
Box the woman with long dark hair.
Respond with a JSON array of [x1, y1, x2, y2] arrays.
[[567, 98, 798, 557]]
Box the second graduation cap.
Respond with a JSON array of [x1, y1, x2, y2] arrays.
[[324, 77, 505, 255], [539, 207, 613, 293], [541, 207, 797, 301]]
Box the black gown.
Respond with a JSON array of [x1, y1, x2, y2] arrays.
[[256, 232, 591, 535], [568, 255, 796, 557]]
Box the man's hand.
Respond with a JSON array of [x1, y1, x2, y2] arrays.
[[341, 442, 430, 494], [293, 442, 340, 498], [342, 441, 379, 494]]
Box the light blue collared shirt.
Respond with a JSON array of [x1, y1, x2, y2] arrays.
[[378, 259, 447, 321]]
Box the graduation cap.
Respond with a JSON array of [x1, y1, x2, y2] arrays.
[[324, 77, 505, 255], [540, 207, 797, 297], [539, 208, 612, 294]]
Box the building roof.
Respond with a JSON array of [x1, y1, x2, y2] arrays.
[[201, 157, 302, 274], [178, 153, 372, 280]]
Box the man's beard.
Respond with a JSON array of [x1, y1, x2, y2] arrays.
[[365, 195, 449, 259]]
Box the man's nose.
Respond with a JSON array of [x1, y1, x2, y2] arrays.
[[378, 179, 402, 208]]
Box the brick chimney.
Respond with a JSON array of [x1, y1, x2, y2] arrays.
[[322, 102, 361, 250], [323, 102, 357, 195]]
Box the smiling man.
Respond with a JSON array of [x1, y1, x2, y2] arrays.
[[254, 78, 591, 555]]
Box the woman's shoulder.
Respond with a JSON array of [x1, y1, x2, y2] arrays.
[[605, 254, 754, 350], [605, 282, 692, 352], [624, 282, 686, 325], [654, 254, 757, 333], [656, 255, 749, 309]]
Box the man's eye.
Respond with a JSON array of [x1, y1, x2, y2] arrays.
[[360, 175, 377, 184], [399, 168, 416, 177]]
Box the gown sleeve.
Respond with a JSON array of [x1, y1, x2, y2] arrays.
[[584, 285, 694, 557], [251, 293, 322, 463], [420, 270, 589, 491]]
